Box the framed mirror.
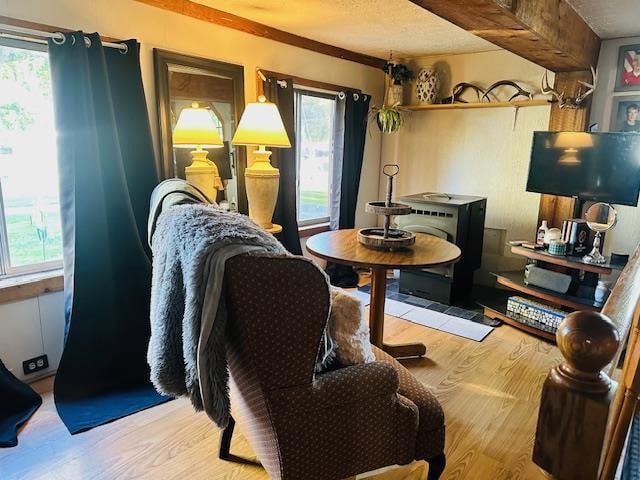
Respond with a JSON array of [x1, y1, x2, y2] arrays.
[[154, 49, 247, 213]]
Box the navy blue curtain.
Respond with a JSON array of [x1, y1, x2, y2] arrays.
[[339, 94, 370, 230], [327, 93, 370, 287], [262, 77, 302, 255], [48, 32, 168, 434], [0, 360, 41, 447]]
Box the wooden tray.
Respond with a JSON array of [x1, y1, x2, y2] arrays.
[[357, 228, 415, 250], [365, 201, 412, 216]]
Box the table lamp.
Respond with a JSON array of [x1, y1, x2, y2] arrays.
[[173, 102, 224, 202], [232, 95, 291, 233], [554, 132, 593, 165]]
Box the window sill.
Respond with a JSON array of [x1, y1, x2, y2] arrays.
[[299, 222, 330, 238], [0, 269, 64, 304]]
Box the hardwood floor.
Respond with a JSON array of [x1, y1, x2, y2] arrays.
[[1, 314, 561, 480]]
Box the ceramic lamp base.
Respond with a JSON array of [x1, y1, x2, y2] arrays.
[[185, 148, 224, 203], [245, 148, 280, 231]]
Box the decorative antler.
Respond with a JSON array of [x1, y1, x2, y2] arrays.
[[541, 66, 597, 109], [575, 66, 598, 105], [481, 80, 533, 102], [541, 70, 564, 105], [441, 82, 485, 104]]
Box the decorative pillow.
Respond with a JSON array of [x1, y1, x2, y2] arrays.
[[328, 287, 375, 366]]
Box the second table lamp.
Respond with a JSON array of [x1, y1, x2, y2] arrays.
[[232, 95, 291, 233]]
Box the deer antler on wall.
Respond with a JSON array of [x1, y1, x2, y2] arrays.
[[481, 80, 534, 102], [541, 66, 598, 109], [440, 82, 486, 104]]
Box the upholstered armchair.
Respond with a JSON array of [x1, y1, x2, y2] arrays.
[[221, 254, 446, 480]]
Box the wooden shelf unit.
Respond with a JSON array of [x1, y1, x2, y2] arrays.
[[405, 99, 550, 111], [509, 245, 619, 275], [493, 271, 600, 312], [484, 246, 615, 342], [482, 304, 557, 342]]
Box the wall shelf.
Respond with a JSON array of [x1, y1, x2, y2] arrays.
[[404, 99, 550, 111]]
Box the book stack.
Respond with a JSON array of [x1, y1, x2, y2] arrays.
[[506, 296, 566, 331], [561, 218, 591, 256]]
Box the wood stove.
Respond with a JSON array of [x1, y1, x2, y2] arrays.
[[397, 192, 486, 304]]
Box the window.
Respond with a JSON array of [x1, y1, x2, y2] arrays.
[[0, 40, 62, 276], [295, 89, 337, 226]]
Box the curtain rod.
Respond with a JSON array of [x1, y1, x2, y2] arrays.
[[0, 23, 128, 52], [293, 82, 364, 101], [256, 68, 363, 95]]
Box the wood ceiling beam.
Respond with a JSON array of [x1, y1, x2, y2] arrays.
[[409, 0, 600, 72], [134, 0, 386, 70]]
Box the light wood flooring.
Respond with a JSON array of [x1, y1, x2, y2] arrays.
[[1, 313, 561, 480]]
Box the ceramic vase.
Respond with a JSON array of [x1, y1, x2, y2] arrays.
[[416, 66, 440, 104], [595, 280, 611, 306]]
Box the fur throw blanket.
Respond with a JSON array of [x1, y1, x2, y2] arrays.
[[148, 204, 286, 427], [148, 200, 373, 429]]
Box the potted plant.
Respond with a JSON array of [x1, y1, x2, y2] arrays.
[[369, 102, 408, 134], [384, 61, 414, 105]]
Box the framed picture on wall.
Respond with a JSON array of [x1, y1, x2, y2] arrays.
[[615, 44, 640, 91], [610, 97, 640, 132]]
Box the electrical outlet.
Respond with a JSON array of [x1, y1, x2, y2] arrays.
[[23, 354, 49, 375]]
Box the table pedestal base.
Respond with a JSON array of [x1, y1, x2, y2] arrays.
[[382, 342, 427, 358], [370, 267, 426, 359]]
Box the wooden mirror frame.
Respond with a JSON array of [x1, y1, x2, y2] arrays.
[[153, 49, 248, 213]]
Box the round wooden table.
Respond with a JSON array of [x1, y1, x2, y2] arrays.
[[306, 229, 462, 358]]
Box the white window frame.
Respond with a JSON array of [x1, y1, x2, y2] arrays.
[[294, 88, 338, 227], [0, 38, 63, 278]]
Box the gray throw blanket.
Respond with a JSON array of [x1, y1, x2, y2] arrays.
[[148, 203, 286, 428], [147, 178, 212, 248]]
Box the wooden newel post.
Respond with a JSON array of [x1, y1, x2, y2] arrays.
[[533, 310, 620, 480]]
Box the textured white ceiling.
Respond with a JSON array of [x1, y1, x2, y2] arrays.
[[193, 0, 499, 59], [567, 0, 640, 39]]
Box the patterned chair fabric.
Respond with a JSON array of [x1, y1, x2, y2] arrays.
[[224, 254, 445, 480]]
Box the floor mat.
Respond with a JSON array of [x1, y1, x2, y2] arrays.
[[358, 279, 494, 324], [355, 280, 494, 342], [401, 307, 493, 341]]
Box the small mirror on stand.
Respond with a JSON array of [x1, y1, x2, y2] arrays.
[[583, 202, 617, 264]]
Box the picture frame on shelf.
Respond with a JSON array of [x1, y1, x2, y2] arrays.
[[610, 96, 640, 132], [615, 43, 640, 92]]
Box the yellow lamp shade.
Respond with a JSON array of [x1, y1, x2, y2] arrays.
[[554, 132, 593, 165], [232, 95, 291, 148], [553, 132, 593, 150], [173, 102, 223, 149]]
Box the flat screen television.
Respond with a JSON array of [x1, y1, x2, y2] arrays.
[[526, 131, 640, 207]]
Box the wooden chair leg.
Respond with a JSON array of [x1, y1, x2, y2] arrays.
[[427, 453, 446, 480], [218, 416, 235, 460]]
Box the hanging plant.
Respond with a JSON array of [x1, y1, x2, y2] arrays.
[[383, 62, 414, 86], [369, 102, 408, 134]]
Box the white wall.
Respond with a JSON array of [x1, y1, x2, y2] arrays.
[[382, 50, 552, 282], [0, 0, 384, 228], [0, 0, 385, 377], [590, 36, 640, 256], [0, 291, 64, 381]]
